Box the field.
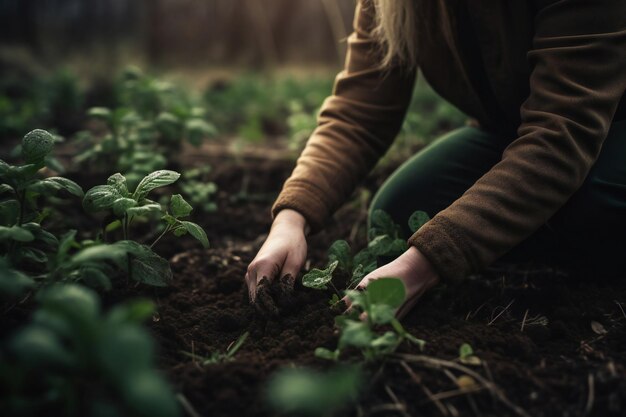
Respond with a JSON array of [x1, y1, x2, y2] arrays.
[[1, 68, 625, 417]]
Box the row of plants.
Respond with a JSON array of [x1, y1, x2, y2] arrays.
[[2, 67, 466, 160], [0, 130, 214, 416]]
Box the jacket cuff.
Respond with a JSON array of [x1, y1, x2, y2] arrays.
[[407, 216, 474, 281], [271, 180, 332, 234]]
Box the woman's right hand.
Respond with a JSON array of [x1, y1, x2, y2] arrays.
[[245, 209, 308, 308]]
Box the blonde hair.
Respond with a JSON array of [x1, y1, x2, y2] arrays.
[[371, 0, 418, 68]]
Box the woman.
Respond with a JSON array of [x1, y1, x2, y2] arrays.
[[245, 0, 626, 315]]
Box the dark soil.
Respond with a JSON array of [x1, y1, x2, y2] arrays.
[[6, 146, 626, 417], [125, 152, 626, 417]]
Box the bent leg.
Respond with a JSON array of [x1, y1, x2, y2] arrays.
[[369, 127, 508, 237]]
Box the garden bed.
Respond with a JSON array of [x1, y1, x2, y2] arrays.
[[102, 152, 626, 417]]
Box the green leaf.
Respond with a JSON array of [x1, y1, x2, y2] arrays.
[[22, 129, 54, 164], [314, 347, 340, 361], [0, 259, 35, 300], [79, 267, 113, 291], [122, 371, 180, 417], [132, 170, 180, 200], [368, 235, 394, 256], [161, 214, 177, 226], [107, 299, 155, 324], [367, 278, 406, 309], [0, 199, 19, 225], [459, 343, 474, 359], [28, 177, 84, 198], [408, 210, 430, 233], [185, 118, 217, 146], [369, 303, 396, 325], [99, 325, 154, 381], [57, 230, 78, 261], [170, 194, 193, 218], [88, 107, 112, 120], [302, 260, 339, 290], [107, 173, 129, 196], [126, 203, 162, 217], [338, 320, 373, 349], [0, 184, 14, 195], [71, 243, 129, 267], [266, 366, 362, 417], [369, 209, 400, 239], [370, 331, 400, 351], [0, 225, 35, 242], [20, 247, 48, 263], [10, 327, 73, 369], [129, 248, 173, 287], [328, 240, 352, 273], [83, 185, 121, 213], [112, 197, 138, 217], [105, 219, 122, 233], [39, 284, 100, 322], [179, 221, 209, 248]]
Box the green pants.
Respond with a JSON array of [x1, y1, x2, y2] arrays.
[[369, 120, 626, 278]]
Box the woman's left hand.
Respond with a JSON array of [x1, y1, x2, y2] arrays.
[[355, 246, 441, 318]]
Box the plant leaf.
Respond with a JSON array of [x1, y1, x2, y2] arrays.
[[170, 194, 193, 218], [131, 245, 173, 287], [83, 185, 121, 213], [43, 177, 83, 197], [338, 320, 373, 349], [107, 173, 129, 196], [367, 278, 406, 309], [132, 170, 180, 200], [179, 221, 209, 248], [112, 197, 138, 217], [408, 210, 430, 233], [0, 225, 35, 242], [328, 240, 352, 273], [126, 203, 162, 217], [302, 260, 338, 290], [22, 129, 54, 164], [0, 259, 34, 300]]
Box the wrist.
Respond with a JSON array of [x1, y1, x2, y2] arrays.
[[273, 209, 310, 235], [404, 246, 440, 282]]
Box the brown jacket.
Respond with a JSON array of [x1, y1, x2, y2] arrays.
[[272, 0, 626, 280]]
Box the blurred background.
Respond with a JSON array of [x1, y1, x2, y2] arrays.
[[0, 0, 465, 161]]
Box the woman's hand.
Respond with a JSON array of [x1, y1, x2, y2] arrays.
[[245, 209, 308, 308], [355, 246, 440, 318]]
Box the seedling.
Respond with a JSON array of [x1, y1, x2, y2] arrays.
[[302, 210, 430, 294], [458, 343, 482, 365], [82, 170, 208, 286], [75, 67, 216, 183], [181, 332, 249, 365], [0, 129, 83, 298], [315, 278, 425, 362], [266, 365, 362, 417], [1, 284, 180, 417]]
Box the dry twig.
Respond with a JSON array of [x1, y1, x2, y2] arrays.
[[394, 354, 531, 417]]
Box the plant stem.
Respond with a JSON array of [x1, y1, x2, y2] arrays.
[[17, 191, 25, 226], [329, 281, 342, 298], [150, 225, 171, 249]]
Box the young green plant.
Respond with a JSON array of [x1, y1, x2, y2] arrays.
[[315, 278, 426, 362]]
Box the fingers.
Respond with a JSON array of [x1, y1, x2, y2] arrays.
[[278, 255, 303, 292], [245, 258, 280, 303]]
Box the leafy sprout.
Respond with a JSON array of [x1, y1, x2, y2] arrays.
[[82, 170, 208, 287], [316, 278, 425, 363]]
